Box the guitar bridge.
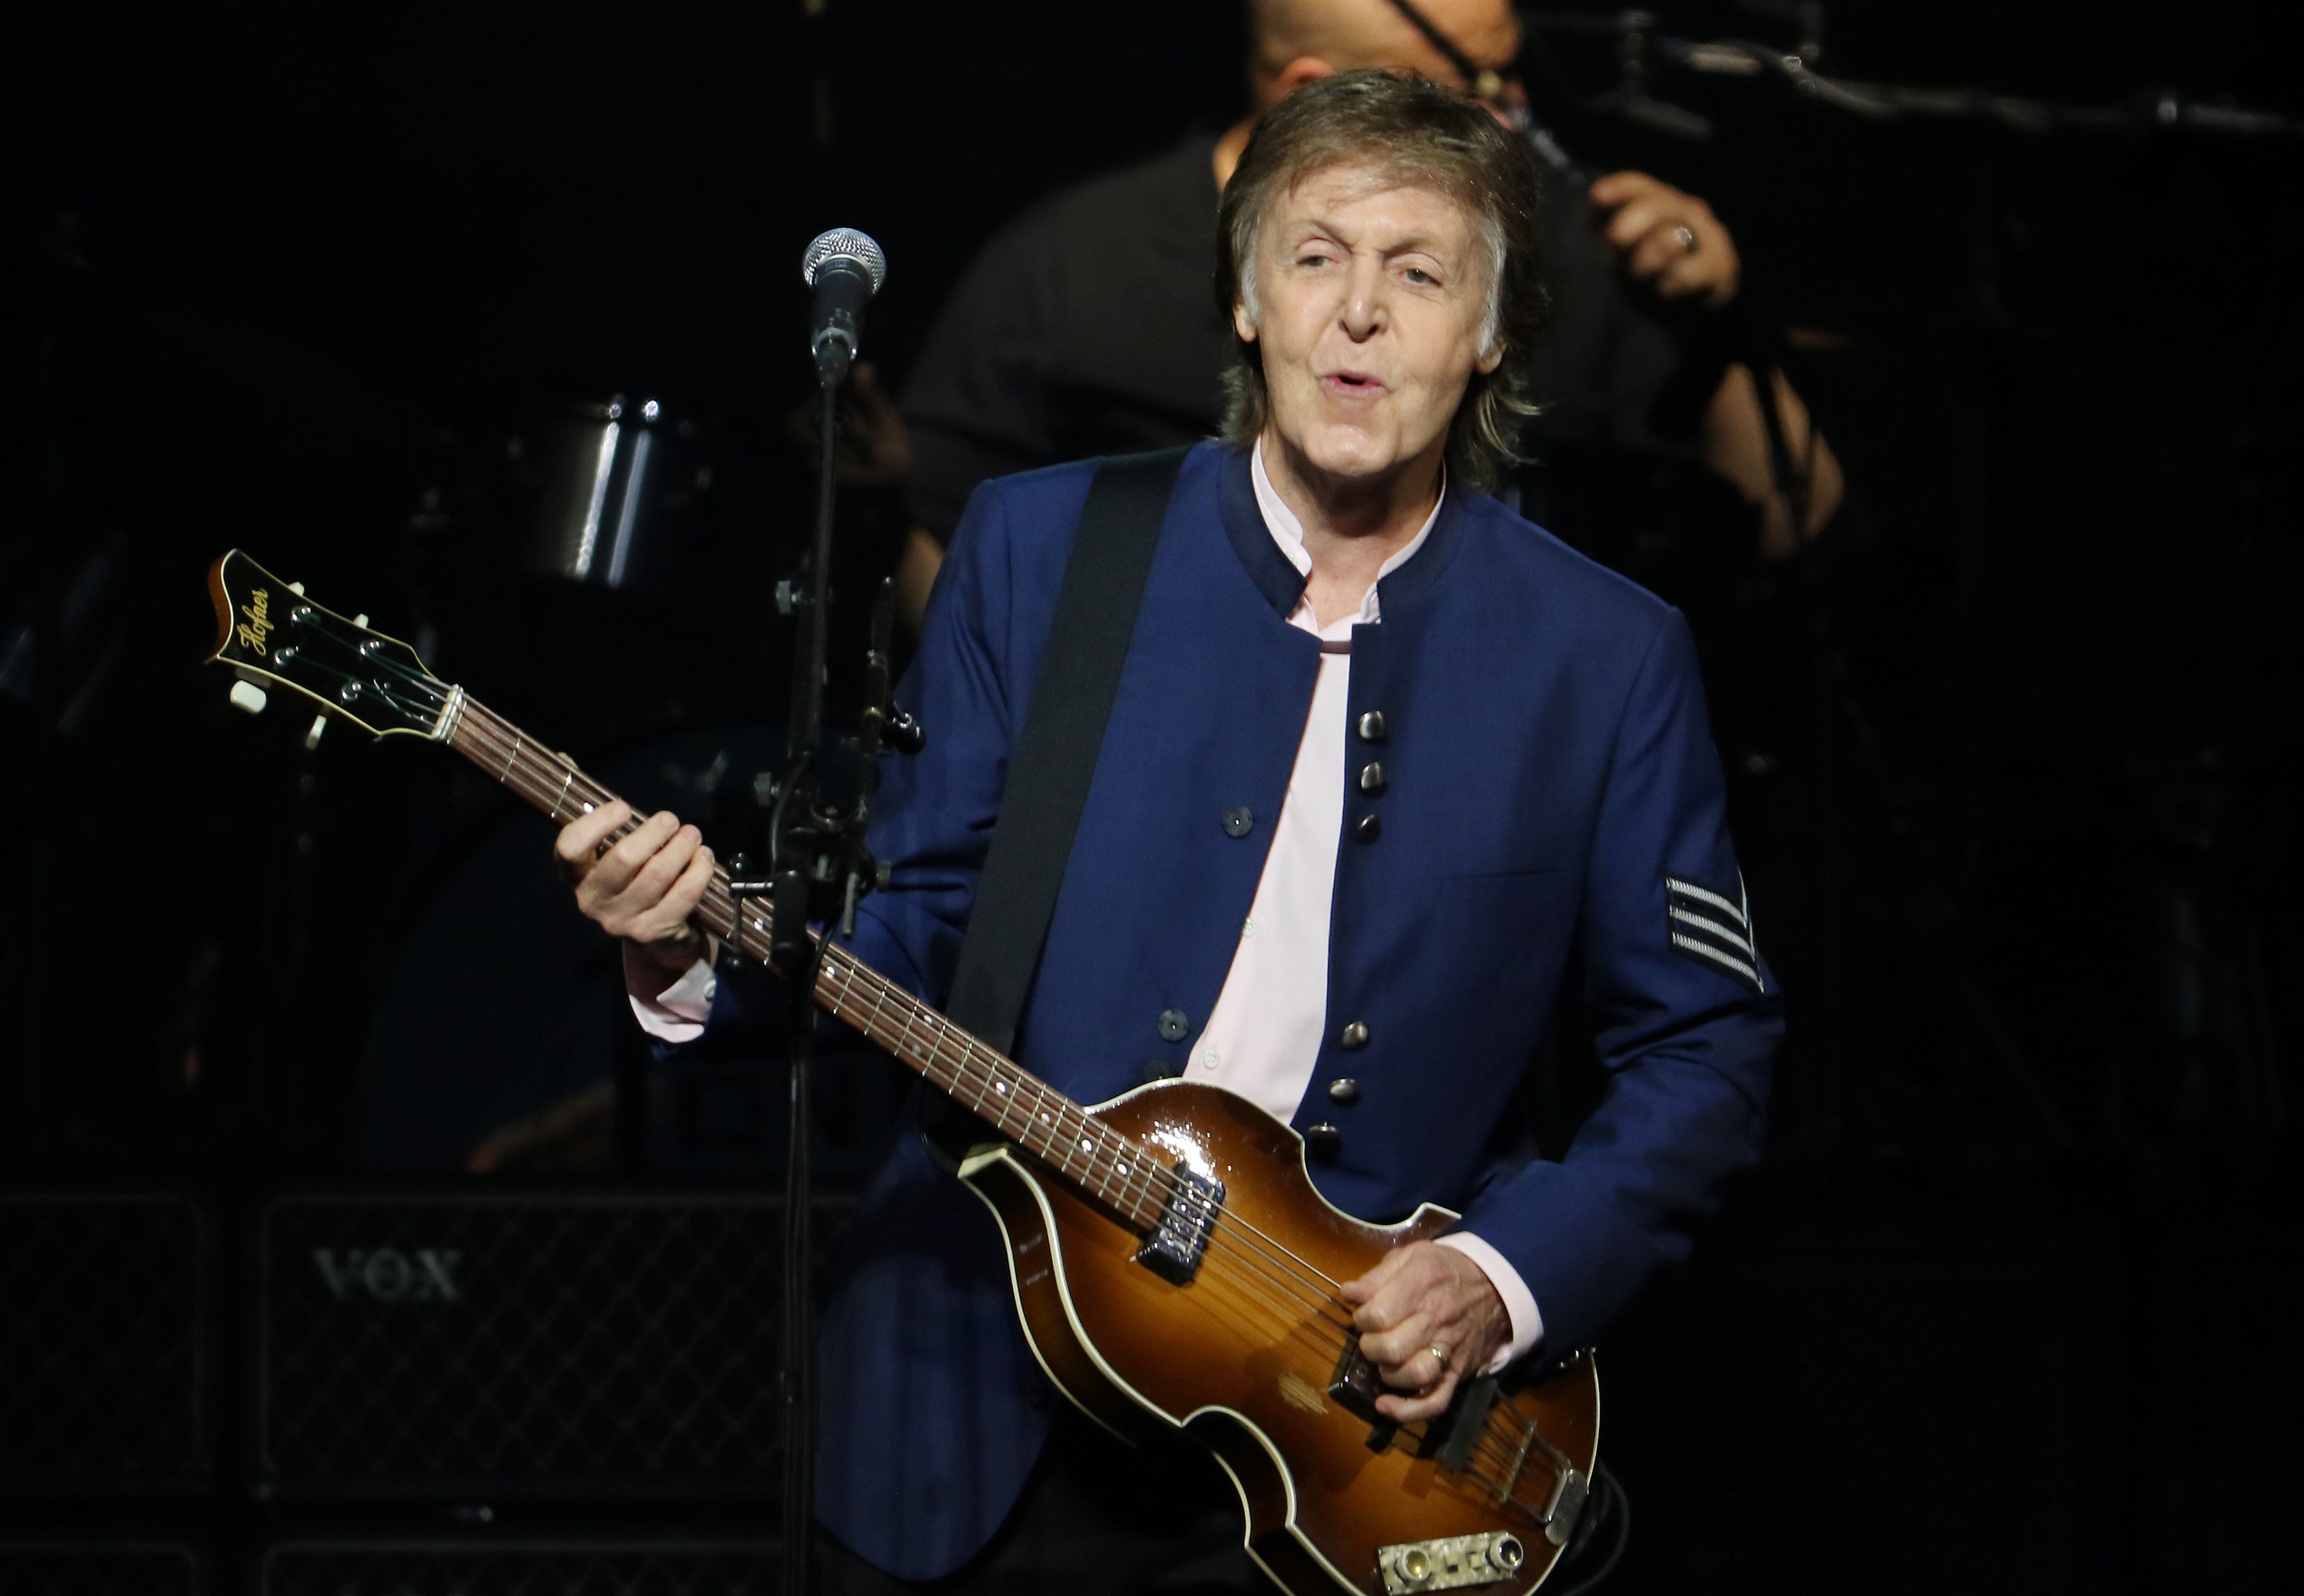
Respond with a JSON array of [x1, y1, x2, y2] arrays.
[[1134, 1164, 1223, 1283]]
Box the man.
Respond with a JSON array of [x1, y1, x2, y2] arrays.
[[883, 0, 1844, 629], [562, 71, 1778, 1591]]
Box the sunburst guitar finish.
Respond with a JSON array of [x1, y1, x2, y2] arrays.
[[959, 1082, 1597, 1595]]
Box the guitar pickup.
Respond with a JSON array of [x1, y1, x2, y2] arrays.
[[1422, 1373, 1501, 1473], [1134, 1164, 1223, 1284]]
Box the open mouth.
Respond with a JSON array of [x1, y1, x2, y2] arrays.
[[1322, 370, 1385, 396]]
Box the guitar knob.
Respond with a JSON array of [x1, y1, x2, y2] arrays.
[[228, 681, 269, 715], [1398, 1547, 1432, 1584]]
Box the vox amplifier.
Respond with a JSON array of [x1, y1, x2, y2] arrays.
[[257, 1190, 787, 1494]]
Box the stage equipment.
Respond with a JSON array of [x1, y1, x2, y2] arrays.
[[724, 224, 906, 1596], [0, 1194, 209, 1494], [803, 228, 886, 387], [520, 395, 708, 593], [1521, 6, 2304, 140], [260, 1540, 776, 1596], [200, 554, 1602, 1596], [253, 1190, 788, 1494]]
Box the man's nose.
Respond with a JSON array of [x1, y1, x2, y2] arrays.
[[1340, 257, 1386, 340]]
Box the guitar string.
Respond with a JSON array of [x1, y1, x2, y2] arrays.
[[292, 641, 1558, 1499], [434, 695, 1367, 1310], [439, 702, 1554, 1499], [263, 620, 1563, 1503], [269, 621, 1452, 1342], [269, 631, 1558, 1501]]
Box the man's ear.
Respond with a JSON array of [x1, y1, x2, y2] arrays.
[[1233, 296, 1260, 345], [1475, 339, 1505, 376], [1276, 55, 1336, 95]]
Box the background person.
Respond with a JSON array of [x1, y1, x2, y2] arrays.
[[877, 0, 1845, 631]]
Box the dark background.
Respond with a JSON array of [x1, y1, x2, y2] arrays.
[[5, 2, 2299, 1592]]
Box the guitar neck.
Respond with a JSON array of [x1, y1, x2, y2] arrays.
[[442, 694, 1167, 1227]]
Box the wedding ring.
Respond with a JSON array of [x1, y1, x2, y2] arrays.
[[1428, 1343, 1450, 1373], [1673, 224, 1700, 255]]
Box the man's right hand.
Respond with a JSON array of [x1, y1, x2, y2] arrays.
[[554, 800, 717, 980]]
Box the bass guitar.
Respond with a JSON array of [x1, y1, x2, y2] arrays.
[[204, 549, 1601, 1596]]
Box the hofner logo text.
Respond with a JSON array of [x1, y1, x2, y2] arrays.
[[237, 587, 273, 655], [312, 1247, 463, 1303]]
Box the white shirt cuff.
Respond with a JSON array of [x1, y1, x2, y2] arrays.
[[624, 942, 718, 1045], [1435, 1231, 1545, 1372]]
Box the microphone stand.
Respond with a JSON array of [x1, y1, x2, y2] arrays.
[[727, 359, 919, 1596]]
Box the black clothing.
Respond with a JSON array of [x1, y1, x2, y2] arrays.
[[901, 134, 1685, 545], [815, 1411, 1260, 1595]]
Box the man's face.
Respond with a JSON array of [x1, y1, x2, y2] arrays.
[[1236, 161, 1501, 485]]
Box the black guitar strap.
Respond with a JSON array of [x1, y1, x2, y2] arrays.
[[944, 445, 1191, 1057]]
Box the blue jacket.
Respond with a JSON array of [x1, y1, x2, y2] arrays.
[[695, 441, 1780, 1579]]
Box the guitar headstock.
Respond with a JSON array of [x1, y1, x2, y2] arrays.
[[206, 549, 459, 740]]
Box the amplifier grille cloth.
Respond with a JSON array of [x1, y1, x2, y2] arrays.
[[0, 1196, 205, 1488], [261, 1194, 783, 1490]]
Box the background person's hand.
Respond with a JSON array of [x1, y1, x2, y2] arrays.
[[1591, 170, 1742, 309]]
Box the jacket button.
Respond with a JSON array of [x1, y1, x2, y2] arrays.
[[1223, 806, 1254, 838], [1354, 813, 1382, 843], [1157, 1008, 1190, 1042], [1143, 1058, 1178, 1083], [1359, 761, 1387, 795], [1305, 1123, 1342, 1157], [1357, 710, 1387, 743], [1328, 1077, 1360, 1104], [1339, 1022, 1369, 1050]]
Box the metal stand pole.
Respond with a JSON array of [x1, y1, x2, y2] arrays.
[[769, 378, 842, 1596]]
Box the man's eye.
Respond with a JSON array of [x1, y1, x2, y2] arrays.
[[1404, 267, 1437, 286], [1297, 252, 1332, 268]]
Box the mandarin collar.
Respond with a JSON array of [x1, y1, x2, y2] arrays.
[[1213, 442, 1468, 621]]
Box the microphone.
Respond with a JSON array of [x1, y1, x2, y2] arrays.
[[802, 227, 887, 386]]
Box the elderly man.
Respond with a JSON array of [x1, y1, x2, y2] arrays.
[[879, 0, 1844, 630], [564, 70, 1778, 1594]]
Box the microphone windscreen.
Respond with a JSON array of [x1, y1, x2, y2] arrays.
[[802, 228, 888, 293]]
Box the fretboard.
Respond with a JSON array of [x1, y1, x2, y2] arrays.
[[442, 693, 1172, 1230]]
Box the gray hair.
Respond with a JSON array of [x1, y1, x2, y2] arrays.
[[1213, 70, 1550, 492]]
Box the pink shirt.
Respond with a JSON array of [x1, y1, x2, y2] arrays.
[[631, 442, 1543, 1366]]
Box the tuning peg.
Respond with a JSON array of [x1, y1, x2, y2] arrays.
[[304, 714, 328, 750], [288, 581, 306, 595], [229, 680, 268, 715], [353, 613, 369, 626]]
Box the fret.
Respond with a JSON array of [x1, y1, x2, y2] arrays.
[[899, 995, 937, 1084], [880, 984, 910, 1061], [986, 1063, 1020, 1137], [858, 965, 894, 1056]]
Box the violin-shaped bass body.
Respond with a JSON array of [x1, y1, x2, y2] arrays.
[[958, 1080, 1601, 1596]]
